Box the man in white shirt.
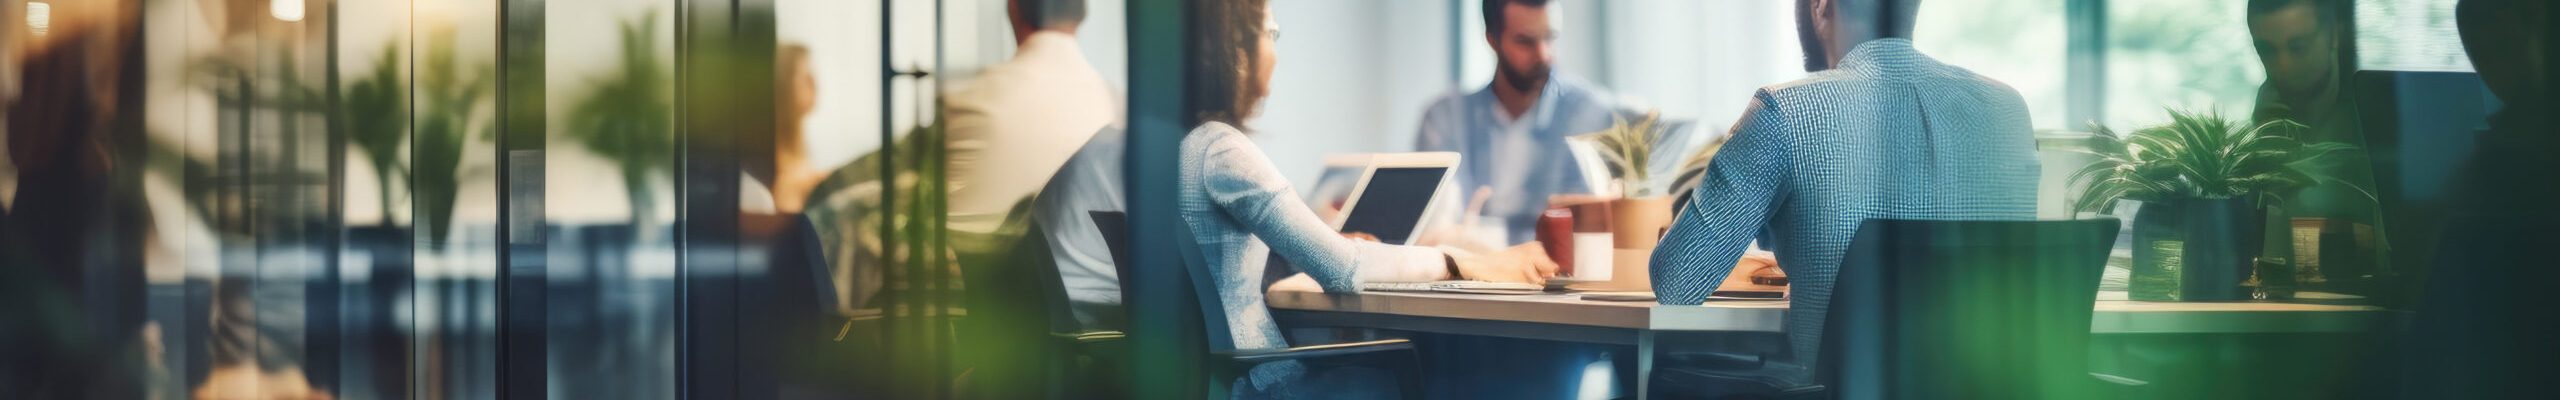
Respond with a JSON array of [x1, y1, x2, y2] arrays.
[[943, 0, 1118, 235], [1033, 127, 1125, 331], [945, 2, 1119, 397]]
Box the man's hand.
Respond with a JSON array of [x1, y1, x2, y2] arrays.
[[1718, 251, 1786, 291], [1450, 242, 1561, 285]]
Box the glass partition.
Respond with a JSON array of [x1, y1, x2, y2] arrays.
[[542, 0, 677, 398]]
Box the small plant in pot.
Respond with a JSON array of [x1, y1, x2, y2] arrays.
[[1569, 110, 1701, 290], [2067, 108, 2368, 301], [1572, 110, 1689, 246]]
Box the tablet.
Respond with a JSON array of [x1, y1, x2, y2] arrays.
[[1332, 152, 1460, 246]]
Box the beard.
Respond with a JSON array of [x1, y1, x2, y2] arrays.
[[2274, 65, 2335, 101], [1796, 0, 1829, 72], [1498, 61, 1551, 92]]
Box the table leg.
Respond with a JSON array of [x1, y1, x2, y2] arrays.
[[1635, 331, 1654, 400]]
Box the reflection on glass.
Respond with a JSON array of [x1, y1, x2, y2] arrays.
[[412, 0, 503, 398], [546, 0, 676, 398], [1919, 0, 2071, 129], [2107, 0, 2263, 129]]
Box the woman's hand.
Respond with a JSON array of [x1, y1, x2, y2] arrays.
[[1449, 242, 1560, 284]]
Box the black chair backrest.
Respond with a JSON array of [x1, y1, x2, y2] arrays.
[[776, 215, 842, 316], [1169, 219, 1240, 354], [1090, 211, 1138, 287], [1100, 212, 1227, 396], [1008, 223, 1089, 335], [1820, 219, 2120, 399]]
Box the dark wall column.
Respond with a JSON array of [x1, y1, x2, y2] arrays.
[[496, 0, 549, 398], [1123, 0, 1198, 398]]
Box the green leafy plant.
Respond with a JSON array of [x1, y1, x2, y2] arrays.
[[1572, 110, 1678, 197], [564, 11, 674, 229], [1668, 132, 1731, 197], [345, 43, 410, 228], [412, 28, 499, 241], [2066, 108, 2371, 214]]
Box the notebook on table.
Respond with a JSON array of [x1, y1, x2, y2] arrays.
[[1359, 280, 1545, 295]]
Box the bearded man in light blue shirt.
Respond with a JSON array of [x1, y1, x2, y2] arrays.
[[1412, 1, 1639, 246], [1408, 1, 1652, 398]]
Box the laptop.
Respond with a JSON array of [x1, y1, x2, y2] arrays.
[[1331, 152, 1461, 246], [1306, 154, 1374, 214]]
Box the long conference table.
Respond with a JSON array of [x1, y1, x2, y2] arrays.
[[1263, 280, 2391, 399]]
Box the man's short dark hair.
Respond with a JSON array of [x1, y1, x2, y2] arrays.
[[2248, 0, 2344, 31], [1481, 0, 1553, 36], [1018, 0, 1087, 29]]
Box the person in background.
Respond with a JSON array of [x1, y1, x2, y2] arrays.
[[1648, 0, 2040, 393], [935, 1, 1121, 397], [1033, 125, 1127, 332], [1414, 0, 1637, 245], [742, 43, 822, 217], [2246, 0, 2382, 276], [942, 0, 1118, 236], [1409, 2, 1656, 398], [2250, 0, 2361, 148], [1180, 1, 1558, 397], [2403, 0, 2554, 398], [765, 44, 824, 214]]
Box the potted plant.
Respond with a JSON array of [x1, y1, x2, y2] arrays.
[[346, 43, 410, 230], [2067, 108, 2367, 301], [1572, 110, 1682, 249], [565, 12, 675, 236], [1567, 110, 1700, 291], [410, 29, 499, 246]]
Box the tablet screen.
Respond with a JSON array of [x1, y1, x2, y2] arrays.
[[1339, 167, 1448, 245]]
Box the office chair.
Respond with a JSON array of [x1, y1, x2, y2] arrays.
[[764, 214, 890, 397], [1652, 219, 2139, 399], [952, 220, 1102, 399], [1156, 218, 1427, 399], [1018, 221, 1132, 398]]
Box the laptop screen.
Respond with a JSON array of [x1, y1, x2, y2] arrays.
[[1339, 167, 1449, 245], [1307, 165, 1368, 210]]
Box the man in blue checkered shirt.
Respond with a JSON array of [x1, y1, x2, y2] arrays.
[[1648, 0, 2042, 389]]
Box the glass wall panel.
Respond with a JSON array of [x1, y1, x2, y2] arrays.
[[412, 1, 504, 398], [541, 0, 677, 397]]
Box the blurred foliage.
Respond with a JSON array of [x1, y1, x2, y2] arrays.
[[412, 28, 499, 242], [1571, 110, 1678, 197], [804, 107, 954, 314], [563, 11, 675, 228], [345, 43, 409, 227], [2067, 108, 2370, 214], [2104, 0, 2262, 129]]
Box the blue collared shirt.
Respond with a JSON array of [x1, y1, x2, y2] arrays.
[[1649, 38, 2040, 386], [1414, 74, 1636, 244]]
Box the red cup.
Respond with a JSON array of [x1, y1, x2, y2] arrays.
[[1538, 208, 1575, 276]]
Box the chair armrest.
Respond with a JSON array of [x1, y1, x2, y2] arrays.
[[2090, 372, 2147, 387], [1050, 330, 1128, 362], [2089, 372, 2151, 399], [1215, 339, 1415, 365], [1664, 351, 1765, 370], [1050, 330, 1126, 344]]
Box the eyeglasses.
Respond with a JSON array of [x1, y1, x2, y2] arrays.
[[1265, 27, 1282, 42]]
